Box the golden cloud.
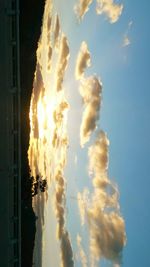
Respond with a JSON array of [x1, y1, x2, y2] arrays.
[[77, 234, 88, 267], [75, 41, 91, 80], [55, 34, 70, 91], [74, 0, 93, 20], [79, 77, 102, 146], [96, 0, 123, 23]]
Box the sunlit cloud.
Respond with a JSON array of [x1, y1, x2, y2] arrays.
[[79, 76, 102, 147], [74, 0, 123, 23], [75, 41, 91, 80], [77, 188, 89, 225], [74, 0, 93, 20], [88, 130, 109, 174], [87, 131, 126, 264], [77, 131, 126, 265], [53, 14, 60, 49], [75, 43, 102, 147], [60, 231, 74, 267], [28, 2, 74, 265], [77, 234, 88, 267], [123, 36, 130, 47], [122, 20, 133, 47], [54, 168, 65, 239], [96, 0, 123, 23], [88, 209, 126, 264], [55, 34, 70, 91]]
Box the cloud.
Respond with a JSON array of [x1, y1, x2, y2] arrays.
[[53, 14, 60, 48], [79, 76, 102, 146], [88, 209, 126, 263], [30, 62, 45, 139], [47, 14, 52, 43], [77, 188, 89, 225], [77, 234, 88, 267], [28, 3, 74, 267], [47, 46, 53, 71], [60, 231, 74, 267], [54, 166, 74, 266], [75, 41, 91, 80], [96, 0, 123, 23], [54, 168, 66, 239], [74, 155, 78, 166], [122, 36, 130, 47], [74, 0, 93, 20], [46, 14, 53, 71], [55, 34, 70, 91], [87, 131, 126, 264], [122, 20, 133, 47], [88, 130, 109, 175]]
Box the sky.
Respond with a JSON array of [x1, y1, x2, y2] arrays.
[[28, 1, 150, 267]]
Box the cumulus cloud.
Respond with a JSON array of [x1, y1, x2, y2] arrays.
[[77, 234, 88, 267], [54, 168, 74, 266], [88, 130, 109, 175], [75, 41, 91, 80], [79, 76, 102, 147], [60, 231, 74, 267], [88, 208, 126, 263], [87, 131, 126, 264], [54, 167, 66, 239], [96, 0, 123, 23], [55, 34, 70, 91], [74, 0, 93, 20], [52, 100, 69, 149], [77, 131, 126, 265]]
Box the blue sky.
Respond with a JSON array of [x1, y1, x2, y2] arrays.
[[30, 1, 150, 266], [62, 1, 150, 266]]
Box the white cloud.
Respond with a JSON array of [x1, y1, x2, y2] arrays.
[[87, 131, 126, 264], [77, 188, 89, 225], [79, 77, 102, 146], [122, 20, 133, 47], [53, 14, 60, 48], [74, 0, 93, 20], [122, 36, 130, 47], [96, 0, 123, 23], [77, 131, 126, 265], [55, 34, 70, 91], [60, 231, 74, 267], [77, 234, 88, 267], [75, 41, 91, 80]]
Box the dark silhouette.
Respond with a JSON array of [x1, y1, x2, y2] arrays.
[[20, 0, 45, 266]]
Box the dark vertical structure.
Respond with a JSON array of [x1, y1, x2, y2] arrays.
[[20, 1, 44, 266], [0, 0, 21, 266], [0, 0, 45, 265]]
